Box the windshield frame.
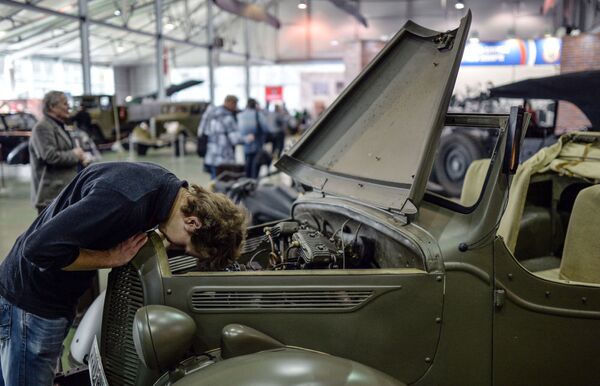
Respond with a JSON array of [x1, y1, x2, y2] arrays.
[[424, 113, 510, 214]]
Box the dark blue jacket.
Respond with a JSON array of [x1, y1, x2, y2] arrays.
[[0, 162, 185, 319]]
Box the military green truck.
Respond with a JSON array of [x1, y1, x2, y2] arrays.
[[71, 95, 207, 154], [71, 95, 126, 144], [126, 101, 207, 156], [91, 12, 600, 386]]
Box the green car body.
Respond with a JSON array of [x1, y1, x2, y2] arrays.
[[96, 12, 600, 386]]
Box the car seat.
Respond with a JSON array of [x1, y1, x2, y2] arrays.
[[557, 184, 600, 284], [460, 159, 490, 207], [460, 159, 555, 270]]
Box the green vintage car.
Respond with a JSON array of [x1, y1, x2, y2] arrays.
[[93, 12, 600, 386]]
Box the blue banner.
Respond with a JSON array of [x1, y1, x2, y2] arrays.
[[461, 38, 561, 66]]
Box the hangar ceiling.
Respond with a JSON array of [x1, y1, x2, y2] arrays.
[[0, 0, 581, 68]]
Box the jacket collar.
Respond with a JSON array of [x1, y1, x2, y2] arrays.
[[44, 114, 73, 146]]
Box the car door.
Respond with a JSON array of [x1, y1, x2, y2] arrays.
[[492, 224, 600, 385]]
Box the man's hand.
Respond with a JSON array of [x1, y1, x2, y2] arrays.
[[106, 233, 148, 267], [63, 233, 148, 271], [73, 147, 85, 161]]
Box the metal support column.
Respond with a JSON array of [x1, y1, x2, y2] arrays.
[[154, 0, 165, 100], [78, 0, 91, 94], [206, 0, 215, 104], [306, 0, 312, 58], [244, 18, 250, 100]]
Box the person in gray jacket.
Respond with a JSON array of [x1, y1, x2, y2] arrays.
[[29, 91, 87, 214]]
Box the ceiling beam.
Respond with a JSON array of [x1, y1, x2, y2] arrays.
[[0, 0, 209, 49]]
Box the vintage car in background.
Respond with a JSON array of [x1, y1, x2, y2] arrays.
[[72, 93, 207, 156], [0, 112, 37, 164], [91, 12, 600, 386], [435, 69, 600, 198]]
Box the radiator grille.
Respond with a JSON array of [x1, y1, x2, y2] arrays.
[[191, 289, 373, 311], [101, 264, 144, 386]]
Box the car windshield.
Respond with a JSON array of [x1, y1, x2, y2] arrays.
[[427, 123, 500, 208]]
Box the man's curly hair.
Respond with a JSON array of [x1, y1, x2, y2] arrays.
[[181, 184, 247, 270]]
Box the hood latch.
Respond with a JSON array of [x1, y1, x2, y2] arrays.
[[435, 31, 455, 51]]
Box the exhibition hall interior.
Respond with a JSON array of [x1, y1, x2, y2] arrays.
[[0, 1, 599, 385]]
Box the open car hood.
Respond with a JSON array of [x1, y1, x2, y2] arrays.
[[276, 12, 471, 215]]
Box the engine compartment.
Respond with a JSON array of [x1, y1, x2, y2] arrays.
[[221, 207, 426, 272]]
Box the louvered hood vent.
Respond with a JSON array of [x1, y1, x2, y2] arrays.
[[168, 254, 200, 274], [191, 289, 374, 312]]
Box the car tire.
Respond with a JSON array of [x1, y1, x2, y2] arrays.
[[434, 131, 484, 198]]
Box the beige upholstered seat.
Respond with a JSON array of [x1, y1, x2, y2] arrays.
[[460, 159, 490, 207], [558, 185, 600, 284]]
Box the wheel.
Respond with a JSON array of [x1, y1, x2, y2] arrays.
[[434, 131, 484, 198]]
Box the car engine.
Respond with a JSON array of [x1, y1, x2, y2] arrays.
[[226, 218, 379, 272]]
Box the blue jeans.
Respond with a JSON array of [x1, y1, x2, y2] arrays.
[[0, 295, 70, 386], [245, 153, 259, 179], [208, 165, 218, 179]]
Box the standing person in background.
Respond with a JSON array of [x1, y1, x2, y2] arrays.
[[203, 95, 240, 179], [271, 104, 288, 160], [29, 91, 87, 214], [238, 98, 270, 178]]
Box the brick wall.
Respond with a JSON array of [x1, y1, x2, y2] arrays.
[[556, 33, 600, 131]]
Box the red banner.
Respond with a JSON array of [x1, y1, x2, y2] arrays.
[[265, 86, 283, 102]]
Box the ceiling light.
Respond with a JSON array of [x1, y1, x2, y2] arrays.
[[164, 22, 175, 31], [298, 1, 307, 10], [330, 40, 339, 46], [114, 9, 121, 16], [116, 42, 125, 53], [455, 1, 465, 10], [380, 34, 389, 41]]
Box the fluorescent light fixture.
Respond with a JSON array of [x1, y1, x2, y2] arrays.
[[298, 1, 307, 10], [455, 1, 465, 10], [114, 9, 121, 16]]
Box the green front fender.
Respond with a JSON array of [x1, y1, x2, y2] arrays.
[[172, 348, 405, 386]]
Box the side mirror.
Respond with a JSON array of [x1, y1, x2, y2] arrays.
[[132, 305, 196, 371], [503, 106, 530, 175]]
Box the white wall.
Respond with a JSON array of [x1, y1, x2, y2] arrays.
[[0, 56, 113, 100], [169, 62, 345, 114]]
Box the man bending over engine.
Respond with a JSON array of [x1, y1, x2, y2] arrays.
[[0, 162, 247, 386]]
